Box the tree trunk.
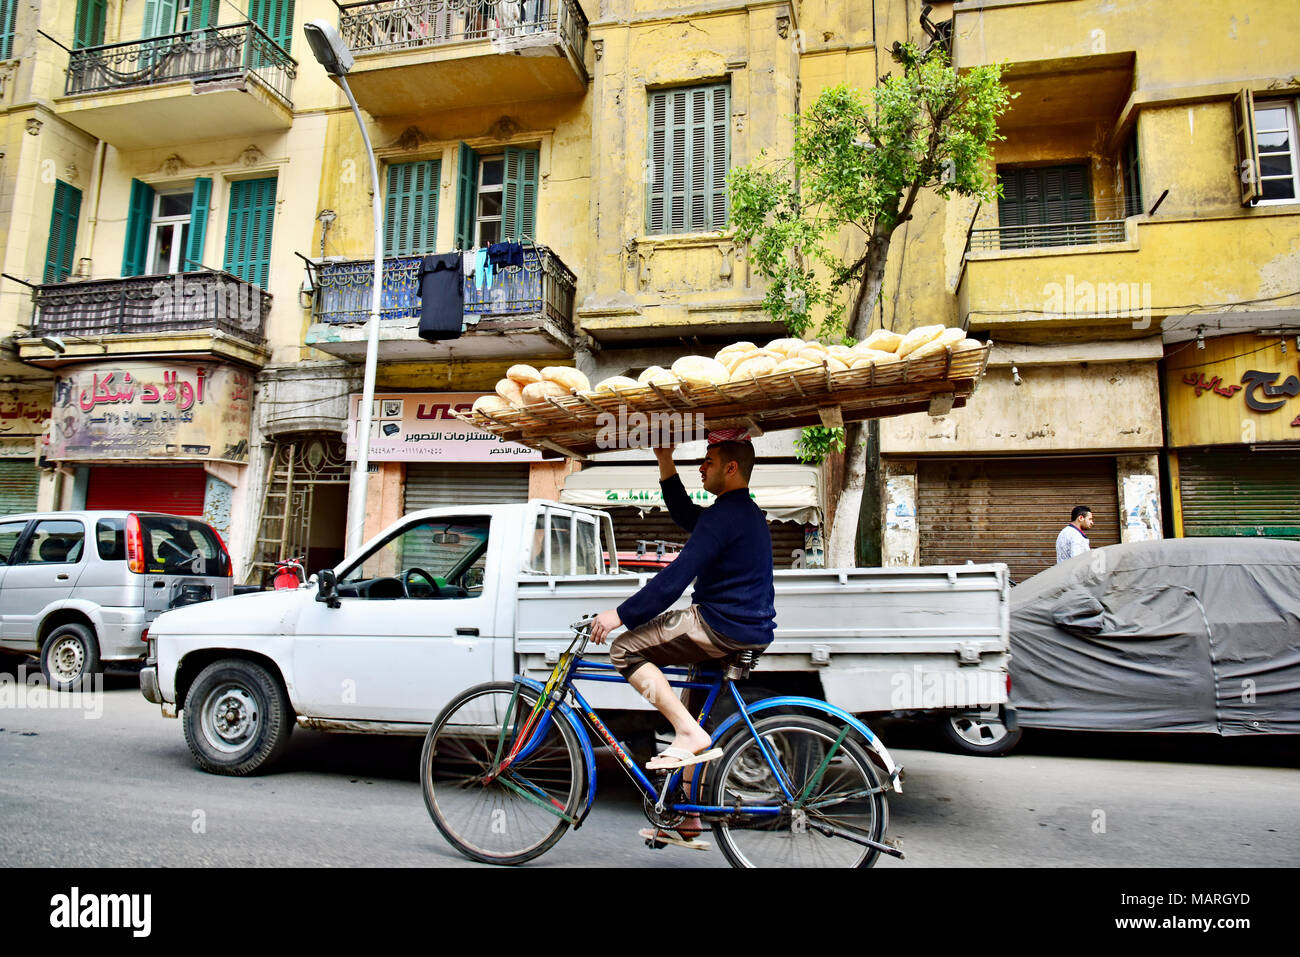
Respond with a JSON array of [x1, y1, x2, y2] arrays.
[[826, 419, 867, 567], [827, 235, 891, 567]]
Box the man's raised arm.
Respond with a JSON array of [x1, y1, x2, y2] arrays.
[[655, 445, 702, 532]]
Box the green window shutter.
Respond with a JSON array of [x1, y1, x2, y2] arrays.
[[647, 84, 729, 234], [191, 0, 218, 29], [250, 0, 294, 51], [454, 143, 479, 249], [0, 0, 17, 60], [184, 177, 212, 272], [1232, 88, 1260, 205], [142, 0, 178, 38], [502, 147, 539, 241], [122, 179, 156, 277], [74, 0, 107, 49], [44, 181, 83, 284], [997, 164, 1090, 227], [384, 160, 440, 256], [223, 177, 277, 289]]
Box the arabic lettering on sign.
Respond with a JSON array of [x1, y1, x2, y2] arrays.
[[77, 368, 207, 413], [1239, 368, 1300, 413], [0, 401, 48, 424], [1180, 372, 1243, 399]]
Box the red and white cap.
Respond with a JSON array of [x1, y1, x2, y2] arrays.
[[707, 428, 751, 445]]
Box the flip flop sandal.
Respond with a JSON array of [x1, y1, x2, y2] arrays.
[[644, 745, 723, 770], [639, 828, 711, 851]]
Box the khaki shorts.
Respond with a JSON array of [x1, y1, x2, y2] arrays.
[[609, 605, 751, 679]]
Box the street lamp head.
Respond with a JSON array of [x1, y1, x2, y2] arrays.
[[41, 336, 67, 354], [304, 19, 354, 77]]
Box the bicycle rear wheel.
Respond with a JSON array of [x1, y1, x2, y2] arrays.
[[421, 681, 584, 865], [709, 714, 888, 868]]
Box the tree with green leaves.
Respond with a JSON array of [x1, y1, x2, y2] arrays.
[[729, 40, 1012, 567]]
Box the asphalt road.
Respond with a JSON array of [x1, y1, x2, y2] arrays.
[[1, 670, 1297, 869]]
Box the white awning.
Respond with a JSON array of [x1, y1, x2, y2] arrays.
[[560, 464, 824, 525]]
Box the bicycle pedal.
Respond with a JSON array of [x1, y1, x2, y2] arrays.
[[644, 835, 667, 850]]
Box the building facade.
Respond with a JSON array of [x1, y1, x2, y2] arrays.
[[4, 0, 1296, 582]]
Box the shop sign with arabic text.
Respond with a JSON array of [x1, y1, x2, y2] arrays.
[[0, 389, 51, 457], [347, 393, 541, 462], [49, 362, 253, 462], [1164, 333, 1300, 447]]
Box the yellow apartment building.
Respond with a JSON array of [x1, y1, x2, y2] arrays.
[[3, 0, 1295, 588]]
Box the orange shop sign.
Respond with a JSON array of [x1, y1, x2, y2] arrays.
[[1164, 334, 1300, 447]]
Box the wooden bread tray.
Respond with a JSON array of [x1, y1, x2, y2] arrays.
[[453, 343, 991, 459]]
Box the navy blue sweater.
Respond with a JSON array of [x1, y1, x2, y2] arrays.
[[616, 474, 776, 646]]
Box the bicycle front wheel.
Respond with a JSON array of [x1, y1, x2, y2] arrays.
[[421, 681, 585, 865], [709, 714, 889, 868]]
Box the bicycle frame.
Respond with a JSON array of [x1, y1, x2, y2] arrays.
[[507, 624, 903, 831]]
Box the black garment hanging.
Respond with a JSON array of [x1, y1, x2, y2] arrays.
[[486, 241, 526, 268], [418, 251, 464, 341]]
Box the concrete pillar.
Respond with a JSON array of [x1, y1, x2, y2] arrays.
[[881, 458, 918, 567], [1116, 453, 1162, 543]]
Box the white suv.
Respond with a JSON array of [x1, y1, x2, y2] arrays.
[[0, 511, 233, 690]]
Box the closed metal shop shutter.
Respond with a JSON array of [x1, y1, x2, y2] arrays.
[[917, 457, 1121, 583], [0, 459, 40, 515], [1178, 449, 1300, 539], [86, 466, 207, 516], [605, 506, 808, 570], [403, 463, 530, 512]]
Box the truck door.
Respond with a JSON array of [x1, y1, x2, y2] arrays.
[[290, 513, 497, 723]]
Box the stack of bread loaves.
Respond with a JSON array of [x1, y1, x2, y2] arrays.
[[472, 326, 982, 414]]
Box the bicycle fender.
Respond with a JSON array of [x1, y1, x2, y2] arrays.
[[516, 676, 599, 822], [710, 696, 903, 794]]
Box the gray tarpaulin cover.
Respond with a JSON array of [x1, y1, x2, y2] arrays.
[[1008, 538, 1300, 735]]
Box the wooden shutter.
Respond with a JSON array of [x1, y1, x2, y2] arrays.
[[0, 0, 17, 60], [250, 0, 294, 51], [1178, 450, 1300, 539], [142, 0, 178, 38], [223, 177, 277, 289], [121, 179, 156, 277], [184, 177, 212, 272], [454, 143, 479, 249], [998, 164, 1091, 227], [503, 146, 539, 241], [192, 0, 218, 29], [384, 160, 440, 257], [1232, 88, 1260, 205], [44, 180, 83, 284], [74, 0, 107, 49], [647, 84, 729, 234]]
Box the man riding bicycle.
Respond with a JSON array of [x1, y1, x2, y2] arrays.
[[590, 432, 777, 845]]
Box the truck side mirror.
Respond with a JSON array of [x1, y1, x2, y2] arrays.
[[316, 569, 341, 609]]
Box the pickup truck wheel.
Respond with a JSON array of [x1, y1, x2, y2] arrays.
[[183, 660, 293, 775], [940, 711, 1022, 756], [40, 623, 100, 692]]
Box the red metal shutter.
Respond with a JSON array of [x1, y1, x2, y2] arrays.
[[86, 466, 207, 516]]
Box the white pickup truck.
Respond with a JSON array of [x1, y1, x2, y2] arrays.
[[141, 500, 1011, 775]]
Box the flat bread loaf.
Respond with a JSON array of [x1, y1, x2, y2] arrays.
[[541, 366, 591, 393], [507, 364, 543, 386], [521, 380, 568, 404], [495, 378, 526, 407], [589, 375, 641, 394], [907, 327, 966, 360], [773, 356, 819, 374], [859, 329, 903, 353], [729, 354, 778, 380], [896, 324, 946, 358], [638, 366, 680, 388], [472, 394, 511, 416], [671, 355, 730, 386]]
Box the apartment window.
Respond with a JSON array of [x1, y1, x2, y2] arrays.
[[123, 178, 212, 276], [647, 83, 730, 234], [250, 0, 294, 51], [147, 192, 193, 274], [44, 180, 83, 284], [0, 0, 17, 60], [223, 177, 278, 289], [996, 164, 1093, 248], [383, 160, 440, 257], [73, 0, 107, 49], [454, 145, 539, 248], [1254, 100, 1298, 204]]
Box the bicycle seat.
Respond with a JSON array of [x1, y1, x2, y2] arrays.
[[723, 648, 762, 681]]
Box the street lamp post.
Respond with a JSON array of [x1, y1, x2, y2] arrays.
[[304, 20, 380, 555]]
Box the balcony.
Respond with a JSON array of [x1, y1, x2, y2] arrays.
[[55, 23, 296, 150], [20, 272, 272, 369], [966, 198, 1134, 253], [307, 245, 577, 360], [337, 0, 588, 115]]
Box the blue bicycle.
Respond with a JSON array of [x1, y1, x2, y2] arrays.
[[420, 616, 905, 867]]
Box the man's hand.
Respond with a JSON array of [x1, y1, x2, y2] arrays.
[[653, 444, 676, 480], [590, 608, 622, 645]]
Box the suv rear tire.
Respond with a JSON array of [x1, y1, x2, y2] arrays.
[[40, 623, 100, 692], [183, 659, 293, 775]]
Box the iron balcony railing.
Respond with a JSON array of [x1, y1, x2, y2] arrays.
[[313, 245, 576, 329], [32, 272, 271, 345], [967, 219, 1129, 252], [339, 0, 587, 58], [65, 21, 297, 105]]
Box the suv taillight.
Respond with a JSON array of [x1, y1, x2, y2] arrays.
[[126, 513, 145, 574], [212, 530, 233, 578]]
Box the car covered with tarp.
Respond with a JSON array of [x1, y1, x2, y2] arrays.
[[1008, 538, 1300, 736]]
